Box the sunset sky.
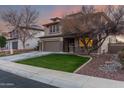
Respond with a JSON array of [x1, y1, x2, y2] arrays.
[[0, 5, 107, 32], [0, 5, 83, 32]]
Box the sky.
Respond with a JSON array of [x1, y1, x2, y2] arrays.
[[0, 5, 82, 32], [0, 5, 107, 31]]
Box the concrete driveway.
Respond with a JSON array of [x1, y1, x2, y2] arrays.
[[0, 51, 52, 62]]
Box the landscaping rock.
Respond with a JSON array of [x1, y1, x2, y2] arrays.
[[77, 54, 124, 81], [99, 60, 122, 73]]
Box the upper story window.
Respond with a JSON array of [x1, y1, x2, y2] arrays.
[[50, 26, 52, 33], [52, 25, 56, 32], [49, 24, 59, 33], [10, 30, 18, 39]]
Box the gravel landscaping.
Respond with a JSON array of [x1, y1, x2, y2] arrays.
[[76, 54, 124, 81]]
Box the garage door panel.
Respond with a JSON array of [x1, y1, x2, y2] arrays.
[[44, 41, 61, 52]]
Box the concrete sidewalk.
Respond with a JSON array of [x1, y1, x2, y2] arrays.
[[0, 60, 124, 88]]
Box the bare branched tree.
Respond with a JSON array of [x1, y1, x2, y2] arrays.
[[1, 6, 39, 49], [62, 5, 124, 54], [105, 5, 124, 34], [82, 5, 95, 14]]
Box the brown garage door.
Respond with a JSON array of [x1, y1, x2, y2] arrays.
[[44, 41, 61, 52]]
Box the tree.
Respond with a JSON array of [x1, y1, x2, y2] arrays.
[[82, 5, 95, 14], [61, 5, 124, 54], [0, 35, 7, 49], [105, 5, 124, 34], [1, 6, 39, 49]]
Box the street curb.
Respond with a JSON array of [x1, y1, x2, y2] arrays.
[[74, 56, 92, 73]]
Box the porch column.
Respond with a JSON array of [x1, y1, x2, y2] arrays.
[[39, 42, 41, 51], [60, 38, 63, 52], [10, 41, 14, 54], [39, 40, 44, 52]]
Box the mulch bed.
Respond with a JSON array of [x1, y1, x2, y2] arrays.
[[76, 54, 124, 81]]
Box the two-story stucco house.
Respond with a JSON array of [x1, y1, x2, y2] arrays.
[[39, 12, 123, 54], [6, 26, 44, 50]]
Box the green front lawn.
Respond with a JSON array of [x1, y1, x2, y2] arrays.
[[16, 54, 90, 72]]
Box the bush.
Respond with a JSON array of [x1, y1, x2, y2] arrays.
[[0, 35, 7, 48], [118, 50, 124, 65]]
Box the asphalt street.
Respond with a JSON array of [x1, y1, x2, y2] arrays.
[[0, 70, 56, 88]]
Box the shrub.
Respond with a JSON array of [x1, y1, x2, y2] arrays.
[[118, 50, 124, 65], [0, 35, 7, 48]]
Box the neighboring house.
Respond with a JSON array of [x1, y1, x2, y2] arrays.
[[39, 12, 123, 54], [6, 26, 44, 50]]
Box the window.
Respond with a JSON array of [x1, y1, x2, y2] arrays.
[[49, 24, 59, 33], [53, 25, 55, 32], [50, 26, 52, 33], [10, 30, 18, 38]]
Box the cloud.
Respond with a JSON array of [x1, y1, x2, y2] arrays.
[[51, 6, 81, 17]]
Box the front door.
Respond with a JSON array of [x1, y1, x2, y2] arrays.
[[12, 41, 18, 49], [68, 38, 75, 53], [63, 38, 75, 53]]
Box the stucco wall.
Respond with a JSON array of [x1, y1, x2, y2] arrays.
[[108, 43, 124, 54], [17, 38, 40, 49], [98, 35, 117, 54]]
